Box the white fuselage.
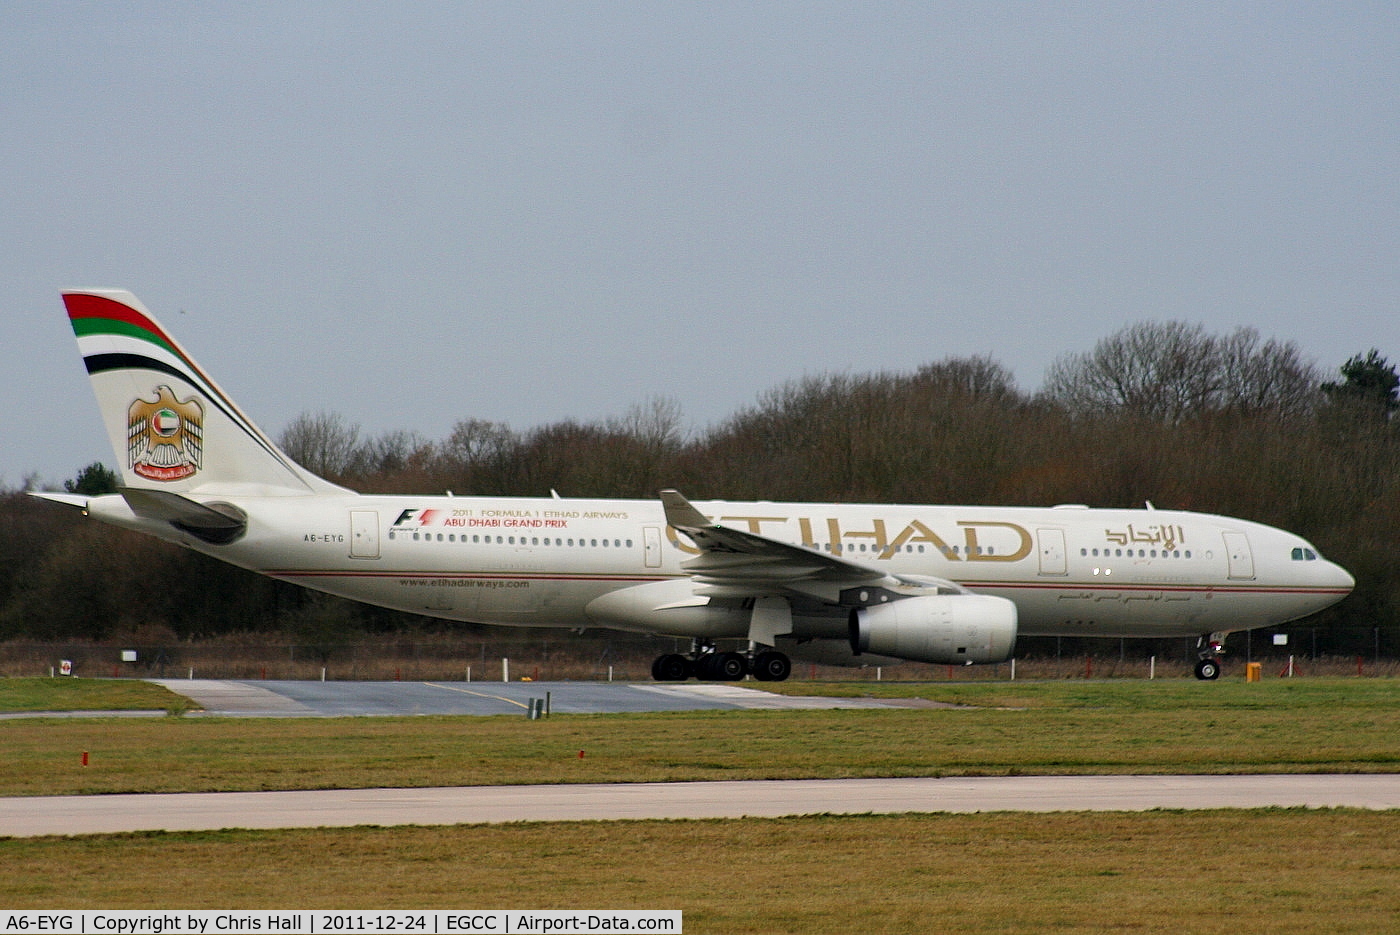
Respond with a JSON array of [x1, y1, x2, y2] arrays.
[[87, 493, 1354, 641]]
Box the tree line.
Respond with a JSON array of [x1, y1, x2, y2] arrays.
[[2, 322, 1396, 659]]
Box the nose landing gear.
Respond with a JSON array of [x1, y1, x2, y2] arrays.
[[1194, 634, 1226, 680]]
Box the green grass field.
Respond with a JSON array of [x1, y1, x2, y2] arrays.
[[0, 677, 191, 713], [2, 677, 1398, 931]]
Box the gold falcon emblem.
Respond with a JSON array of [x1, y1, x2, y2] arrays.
[[127, 386, 204, 481]]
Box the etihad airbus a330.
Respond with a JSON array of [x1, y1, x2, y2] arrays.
[[36, 290, 1354, 681]]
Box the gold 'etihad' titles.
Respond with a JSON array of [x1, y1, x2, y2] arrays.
[[676, 514, 1035, 562]]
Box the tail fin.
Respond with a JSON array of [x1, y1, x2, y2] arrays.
[[63, 289, 346, 496]]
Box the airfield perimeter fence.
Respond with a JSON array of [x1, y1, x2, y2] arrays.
[[2, 628, 1398, 681]]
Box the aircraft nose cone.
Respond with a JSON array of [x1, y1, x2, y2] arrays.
[[1330, 561, 1356, 594]]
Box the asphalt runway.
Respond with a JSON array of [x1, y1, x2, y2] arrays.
[[4, 775, 1399, 838], [146, 679, 899, 716]]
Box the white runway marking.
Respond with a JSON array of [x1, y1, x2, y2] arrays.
[[629, 683, 895, 709], [149, 679, 317, 715]]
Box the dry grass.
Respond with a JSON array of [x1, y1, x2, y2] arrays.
[[2, 811, 1398, 933]]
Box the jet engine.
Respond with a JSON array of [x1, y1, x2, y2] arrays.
[[849, 594, 1017, 665]]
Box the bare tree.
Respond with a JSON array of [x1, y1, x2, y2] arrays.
[[914, 355, 1019, 402], [349, 429, 432, 477], [279, 411, 361, 477], [1042, 321, 1320, 422], [609, 396, 686, 454], [440, 418, 518, 468], [1215, 327, 1321, 418]]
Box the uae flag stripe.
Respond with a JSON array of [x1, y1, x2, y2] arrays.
[[65, 293, 188, 364], [69, 315, 181, 359]]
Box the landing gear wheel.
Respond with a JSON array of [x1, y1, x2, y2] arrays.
[[1194, 658, 1221, 681], [751, 650, 791, 682], [652, 653, 692, 682], [702, 651, 747, 681]]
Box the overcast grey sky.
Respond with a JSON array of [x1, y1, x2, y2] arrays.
[[5, 3, 1397, 488]]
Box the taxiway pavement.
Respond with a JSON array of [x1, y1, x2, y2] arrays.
[[146, 679, 899, 716], [4, 775, 1399, 838]]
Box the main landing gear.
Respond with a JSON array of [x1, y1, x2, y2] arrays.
[[1194, 633, 1226, 681], [651, 640, 792, 683]]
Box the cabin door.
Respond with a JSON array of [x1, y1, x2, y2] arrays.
[[1036, 528, 1068, 576], [350, 510, 380, 559], [643, 526, 663, 568], [1223, 531, 1254, 580]]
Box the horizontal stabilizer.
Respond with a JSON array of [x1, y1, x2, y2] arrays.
[[28, 492, 91, 511], [120, 488, 247, 544]]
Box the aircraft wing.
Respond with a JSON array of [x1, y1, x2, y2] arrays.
[[660, 489, 966, 603]]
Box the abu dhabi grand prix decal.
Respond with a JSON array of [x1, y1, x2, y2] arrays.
[[127, 385, 204, 481]]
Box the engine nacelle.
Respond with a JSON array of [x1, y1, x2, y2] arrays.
[[779, 638, 904, 668], [849, 594, 1017, 665]]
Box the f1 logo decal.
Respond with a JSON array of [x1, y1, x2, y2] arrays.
[[392, 509, 442, 527]]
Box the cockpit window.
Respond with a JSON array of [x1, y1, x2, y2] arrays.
[[1290, 547, 1319, 561]]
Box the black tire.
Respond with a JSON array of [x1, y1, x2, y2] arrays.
[[751, 651, 791, 682], [710, 651, 748, 681], [653, 653, 692, 682], [1194, 658, 1221, 681]]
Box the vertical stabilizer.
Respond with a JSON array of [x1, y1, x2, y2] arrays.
[[63, 289, 346, 496]]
